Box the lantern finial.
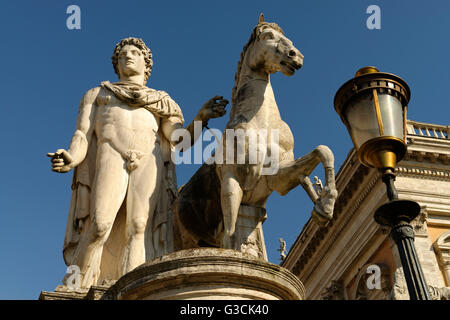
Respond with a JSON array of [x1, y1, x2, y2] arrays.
[[355, 66, 379, 77]]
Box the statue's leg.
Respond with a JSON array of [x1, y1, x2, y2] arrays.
[[123, 150, 162, 274], [220, 169, 243, 248], [73, 143, 129, 288]]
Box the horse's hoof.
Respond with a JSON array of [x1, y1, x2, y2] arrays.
[[312, 186, 337, 228], [213, 225, 223, 239], [221, 234, 233, 249], [312, 204, 333, 228]]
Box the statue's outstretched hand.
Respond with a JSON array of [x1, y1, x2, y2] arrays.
[[198, 96, 228, 121], [47, 149, 73, 173]]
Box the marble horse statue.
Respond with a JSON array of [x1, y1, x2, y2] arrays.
[[173, 14, 338, 256]]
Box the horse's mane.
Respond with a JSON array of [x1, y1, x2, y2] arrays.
[[231, 22, 284, 107]]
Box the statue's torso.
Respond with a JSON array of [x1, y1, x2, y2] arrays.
[[94, 88, 160, 158]]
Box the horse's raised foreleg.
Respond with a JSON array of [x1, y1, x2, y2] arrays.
[[219, 170, 243, 248], [269, 145, 332, 195], [268, 145, 337, 226]]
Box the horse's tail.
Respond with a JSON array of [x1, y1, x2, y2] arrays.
[[173, 162, 223, 248]]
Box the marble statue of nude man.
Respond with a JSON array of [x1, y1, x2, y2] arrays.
[[47, 37, 228, 289]]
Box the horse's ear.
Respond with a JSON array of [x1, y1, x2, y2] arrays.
[[258, 13, 264, 24]]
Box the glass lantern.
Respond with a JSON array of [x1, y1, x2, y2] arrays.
[[334, 66, 410, 170]]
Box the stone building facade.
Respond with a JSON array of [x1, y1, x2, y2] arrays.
[[282, 120, 450, 300]]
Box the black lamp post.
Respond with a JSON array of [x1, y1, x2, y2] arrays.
[[334, 66, 431, 300]]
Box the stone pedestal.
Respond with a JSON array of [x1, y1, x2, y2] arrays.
[[104, 248, 305, 300], [232, 205, 268, 260], [39, 284, 111, 300]]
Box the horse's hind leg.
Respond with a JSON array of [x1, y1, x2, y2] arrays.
[[220, 171, 243, 248]]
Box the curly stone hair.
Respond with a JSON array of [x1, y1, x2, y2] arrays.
[[111, 37, 153, 81]]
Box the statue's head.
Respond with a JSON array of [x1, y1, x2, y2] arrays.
[[112, 37, 153, 82]]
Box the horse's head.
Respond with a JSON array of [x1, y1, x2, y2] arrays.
[[248, 14, 303, 76]]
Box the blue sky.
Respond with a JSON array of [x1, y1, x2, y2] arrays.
[[1, 0, 449, 299]]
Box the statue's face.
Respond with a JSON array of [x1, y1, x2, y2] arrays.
[[117, 44, 146, 79]]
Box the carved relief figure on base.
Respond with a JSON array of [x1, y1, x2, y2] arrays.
[[47, 37, 227, 289], [174, 15, 338, 257]]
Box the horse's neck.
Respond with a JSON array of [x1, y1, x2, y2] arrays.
[[232, 66, 280, 124]]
